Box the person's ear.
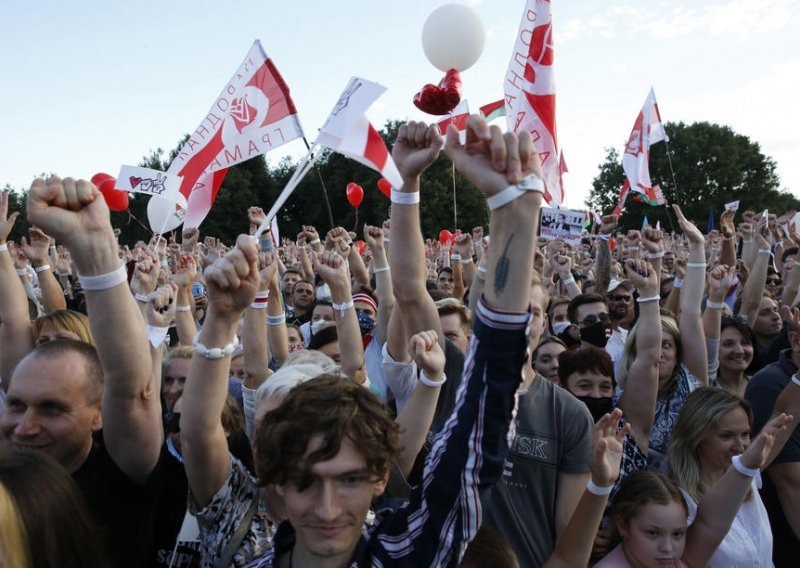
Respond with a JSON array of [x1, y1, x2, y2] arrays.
[[373, 470, 390, 498]]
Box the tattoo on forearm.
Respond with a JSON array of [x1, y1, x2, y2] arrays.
[[494, 235, 514, 295]]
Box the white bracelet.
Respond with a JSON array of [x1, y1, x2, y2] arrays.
[[586, 478, 614, 496], [706, 301, 725, 309], [461, 257, 473, 264], [486, 173, 545, 210], [723, 235, 735, 241], [686, 262, 707, 268], [192, 336, 236, 359], [562, 277, 575, 286], [776, 241, 784, 248], [34, 264, 51, 273], [160, 259, 169, 267], [309, 238, 321, 245], [742, 239, 753, 244], [731, 455, 759, 478], [332, 299, 355, 316], [758, 248, 771, 254], [597, 233, 611, 241], [477, 265, 488, 273], [250, 300, 269, 309], [645, 251, 665, 259], [791, 374, 800, 387], [78, 264, 127, 291], [419, 370, 446, 388], [266, 314, 286, 326], [135, 293, 149, 303], [673, 277, 683, 289], [373, 266, 390, 273], [637, 295, 661, 303], [0, 243, 7, 252], [254, 291, 270, 299], [450, 254, 461, 261], [391, 190, 420, 205], [16, 268, 26, 276], [146, 325, 170, 348], [175, 305, 191, 312]]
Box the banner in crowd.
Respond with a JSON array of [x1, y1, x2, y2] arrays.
[[504, 0, 562, 207], [165, 40, 304, 229], [479, 99, 506, 122], [540, 206, 586, 245], [622, 88, 668, 195]]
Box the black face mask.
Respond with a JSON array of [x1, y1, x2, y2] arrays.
[[575, 396, 614, 423], [580, 321, 612, 348]]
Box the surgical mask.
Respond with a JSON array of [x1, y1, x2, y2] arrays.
[[552, 321, 571, 336], [575, 396, 614, 423], [580, 321, 612, 348], [316, 283, 332, 302], [356, 310, 375, 336], [311, 319, 330, 335]]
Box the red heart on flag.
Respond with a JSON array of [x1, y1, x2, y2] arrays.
[[413, 69, 462, 116], [129, 176, 142, 188]]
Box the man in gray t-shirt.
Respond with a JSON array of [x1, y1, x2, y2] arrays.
[[483, 281, 594, 566]]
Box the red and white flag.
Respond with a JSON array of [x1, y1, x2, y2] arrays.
[[166, 40, 304, 228], [613, 179, 631, 216], [558, 151, 568, 197], [436, 99, 470, 143], [622, 88, 668, 195], [316, 77, 403, 189], [504, 0, 562, 206]]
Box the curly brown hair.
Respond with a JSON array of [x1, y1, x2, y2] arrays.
[[255, 374, 402, 490]]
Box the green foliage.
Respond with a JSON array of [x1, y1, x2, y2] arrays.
[[587, 121, 797, 232]]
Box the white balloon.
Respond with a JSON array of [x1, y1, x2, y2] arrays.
[[147, 192, 187, 234], [421, 4, 486, 72]]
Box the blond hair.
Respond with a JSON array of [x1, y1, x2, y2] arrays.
[[32, 310, 93, 345], [0, 483, 31, 568]]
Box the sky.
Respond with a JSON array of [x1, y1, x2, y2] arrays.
[[1, 0, 798, 212]]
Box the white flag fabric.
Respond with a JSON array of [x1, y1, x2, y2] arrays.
[[316, 77, 403, 189], [436, 99, 470, 143], [504, 0, 562, 206], [165, 40, 304, 227], [622, 88, 668, 195]]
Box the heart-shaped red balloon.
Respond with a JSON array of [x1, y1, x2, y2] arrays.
[[439, 229, 453, 246], [346, 182, 364, 208], [413, 69, 462, 116], [92, 173, 129, 211], [377, 178, 392, 199]]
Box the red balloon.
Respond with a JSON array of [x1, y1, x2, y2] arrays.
[[91, 172, 113, 187], [439, 229, 453, 246], [413, 69, 463, 115], [97, 177, 129, 211], [377, 178, 392, 199], [609, 236, 616, 251], [346, 182, 364, 208], [355, 240, 366, 256]]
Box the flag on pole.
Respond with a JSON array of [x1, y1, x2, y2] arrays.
[[642, 215, 649, 230], [613, 179, 631, 216], [504, 0, 562, 206], [479, 99, 506, 122], [645, 184, 666, 206], [166, 40, 304, 228], [315, 77, 403, 189], [622, 88, 668, 195], [436, 99, 470, 143], [558, 151, 568, 198]]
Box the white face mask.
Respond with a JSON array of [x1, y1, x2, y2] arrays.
[[552, 321, 571, 335], [316, 283, 332, 302], [311, 318, 330, 335]]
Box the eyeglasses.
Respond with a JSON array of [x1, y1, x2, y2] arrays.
[[766, 278, 782, 285], [164, 411, 181, 434], [607, 294, 631, 303], [581, 313, 610, 327]]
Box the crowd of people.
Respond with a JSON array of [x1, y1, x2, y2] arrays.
[[0, 115, 798, 567]]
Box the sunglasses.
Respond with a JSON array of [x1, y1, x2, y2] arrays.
[[766, 279, 782, 285], [722, 315, 749, 325], [581, 313, 610, 327], [164, 411, 181, 434], [607, 294, 631, 302]]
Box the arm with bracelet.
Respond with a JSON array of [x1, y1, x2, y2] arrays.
[[719, 209, 737, 267], [20, 227, 66, 313], [641, 226, 665, 291], [453, 233, 476, 296], [171, 254, 199, 346], [739, 215, 772, 328], [674, 204, 709, 384], [242, 250, 274, 397], [144, 283, 177, 396], [364, 224, 393, 345], [594, 214, 618, 295]]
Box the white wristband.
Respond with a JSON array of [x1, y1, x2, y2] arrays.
[[450, 254, 461, 261], [16, 268, 26, 276], [391, 190, 420, 205], [78, 264, 127, 291], [332, 299, 355, 316], [486, 173, 545, 210], [34, 264, 51, 273], [266, 314, 286, 326], [791, 374, 800, 387], [309, 238, 321, 245], [706, 301, 725, 309], [758, 248, 771, 254], [597, 233, 611, 241], [0, 243, 7, 252], [742, 239, 753, 244], [731, 455, 759, 478], [146, 325, 170, 348], [562, 277, 575, 286], [175, 305, 191, 312], [587, 478, 614, 496], [160, 259, 169, 268], [419, 370, 446, 388], [373, 266, 390, 273], [637, 295, 661, 303], [461, 257, 473, 264], [135, 293, 149, 303], [686, 262, 707, 268], [477, 265, 488, 274], [383, 237, 390, 243], [645, 251, 665, 259], [192, 336, 236, 359], [673, 277, 683, 289]]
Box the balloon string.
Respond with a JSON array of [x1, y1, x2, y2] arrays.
[[451, 161, 458, 230], [126, 210, 156, 237], [302, 136, 335, 231]]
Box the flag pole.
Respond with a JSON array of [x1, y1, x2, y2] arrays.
[[302, 136, 335, 230]]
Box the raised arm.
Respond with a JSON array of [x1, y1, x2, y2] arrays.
[[27, 177, 162, 482], [180, 234, 259, 507], [242, 251, 276, 392], [719, 210, 737, 268], [20, 228, 66, 313], [739, 215, 771, 325], [171, 254, 199, 346], [364, 224, 393, 345], [641, 226, 665, 291], [703, 264, 735, 342], [594, 215, 618, 295], [684, 413, 792, 567], [673, 205, 709, 384], [617, 259, 661, 450], [452, 233, 475, 301]]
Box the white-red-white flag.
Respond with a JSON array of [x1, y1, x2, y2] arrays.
[[166, 40, 304, 227], [436, 99, 470, 143], [316, 77, 403, 190], [622, 88, 668, 195], [504, 0, 561, 206]]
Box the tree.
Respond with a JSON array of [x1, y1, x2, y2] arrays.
[[587, 121, 796, 232]]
